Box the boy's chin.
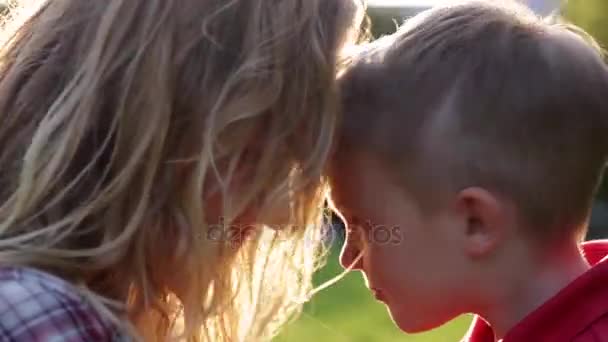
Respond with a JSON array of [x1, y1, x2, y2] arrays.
[[389, 307, 450, 334], [394, 319, 435, 334]]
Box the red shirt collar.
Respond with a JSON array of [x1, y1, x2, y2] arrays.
[[463, 239, 608, 342]]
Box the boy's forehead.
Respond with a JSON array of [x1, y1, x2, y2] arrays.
[[328, 158, 362, 209], [329, 152, 391, 209]]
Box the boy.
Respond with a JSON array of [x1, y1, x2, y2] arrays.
[[331, 1, 608, 341]]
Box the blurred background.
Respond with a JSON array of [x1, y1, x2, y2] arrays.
[[0, 0, 604, 341], [275, 1, 608, 341]]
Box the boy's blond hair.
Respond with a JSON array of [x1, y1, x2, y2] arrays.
[[0, 0, 363, 340], [339, 0, 608, 240]]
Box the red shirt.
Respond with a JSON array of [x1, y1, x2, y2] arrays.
[[463, 240, 608, 342]]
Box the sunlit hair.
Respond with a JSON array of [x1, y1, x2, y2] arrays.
[[0, 0, 364, 340]]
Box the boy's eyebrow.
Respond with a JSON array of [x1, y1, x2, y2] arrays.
[[327, 194, 354, 224], [328, 198, 368, 230]]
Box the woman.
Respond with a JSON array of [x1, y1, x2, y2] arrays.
[[0, 0, 364, 340]]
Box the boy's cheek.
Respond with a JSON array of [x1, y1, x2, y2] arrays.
[[364, 225, 403, 245]]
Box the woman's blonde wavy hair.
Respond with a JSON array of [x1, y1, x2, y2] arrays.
[[0, 0, 364, 340]]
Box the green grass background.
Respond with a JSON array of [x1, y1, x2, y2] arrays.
[[274, 245, 471, 342]]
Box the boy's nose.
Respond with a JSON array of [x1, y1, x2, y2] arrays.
[[339, 236, 363, 271]]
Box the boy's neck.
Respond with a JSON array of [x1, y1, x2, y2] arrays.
[[483, 239, 590, 340]]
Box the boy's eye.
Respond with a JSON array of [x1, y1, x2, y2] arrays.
[[350, 215, 370, 231], [350, 217, 362, 230], [347, 215, 370, 236]]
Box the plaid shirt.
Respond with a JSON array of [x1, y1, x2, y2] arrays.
[[0, 267, 129, 341]]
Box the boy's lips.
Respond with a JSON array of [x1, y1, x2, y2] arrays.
[[371, 288, 387, 302]]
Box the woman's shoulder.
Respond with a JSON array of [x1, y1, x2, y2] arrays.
[[0, 266, 129, 341]]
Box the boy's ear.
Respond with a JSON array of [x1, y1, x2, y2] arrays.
[[455, 187, 508, 258]]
